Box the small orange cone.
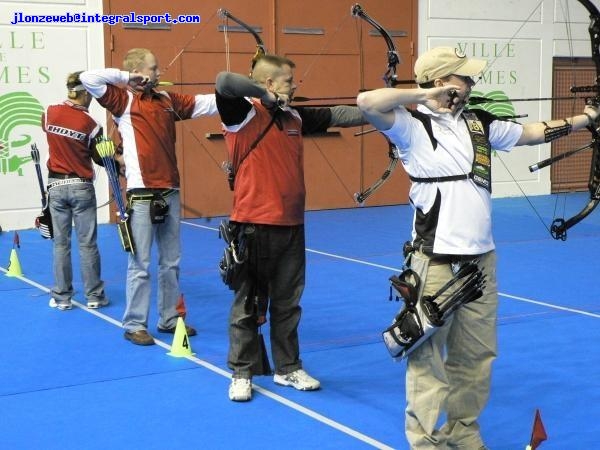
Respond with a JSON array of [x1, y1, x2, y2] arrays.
[[167, 317, 194, 357], [6, 248, 23, 277], [176, 293, 187, 319]]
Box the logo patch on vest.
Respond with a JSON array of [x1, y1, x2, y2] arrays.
[[463, 112, 492, 193]]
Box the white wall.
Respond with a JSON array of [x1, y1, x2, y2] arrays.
[[1, 0, 595, 233], [0, 0, 107, 232], [418, 0, 595, 197]]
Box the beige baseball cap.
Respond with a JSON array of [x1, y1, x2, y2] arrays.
[[414, 47, 487, 84]]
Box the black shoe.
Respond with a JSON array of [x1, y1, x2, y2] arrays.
[[124, 330, 155, 346], [157, 324, 197, 336]]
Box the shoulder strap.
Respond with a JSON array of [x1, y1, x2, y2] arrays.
[[236, 110, 278, 171], [228, 109, 279, 190]]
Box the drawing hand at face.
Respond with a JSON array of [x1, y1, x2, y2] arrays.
[[423, 84, 462, 113], [128, 73, 151, 90], [129, 73, 160, 92]]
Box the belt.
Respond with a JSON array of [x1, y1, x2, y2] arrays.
[[428, 255, 478, 266], [48, 171, 92, 182], [127, 188, 177, 201], [410, 241, 480, 266], [47, 178, 93, 189]]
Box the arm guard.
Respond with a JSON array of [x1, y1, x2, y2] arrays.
[[544, 119, 572, 143]]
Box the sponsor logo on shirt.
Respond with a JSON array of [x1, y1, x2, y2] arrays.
[[47, 125, 86, 141]]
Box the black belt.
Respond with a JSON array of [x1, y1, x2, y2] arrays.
[[409, 173, 473, 183], [407, 240, 480, 265], [48, 171, 92, 182]]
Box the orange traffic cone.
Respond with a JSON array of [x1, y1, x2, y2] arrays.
[[176, 293, 187, 319]]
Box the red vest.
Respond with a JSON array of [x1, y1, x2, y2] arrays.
[[224, 100, 305, 225]]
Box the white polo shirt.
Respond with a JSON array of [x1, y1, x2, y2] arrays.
[[383, 104, 523, 255]]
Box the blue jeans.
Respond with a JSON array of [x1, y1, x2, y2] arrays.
[[48, 179, 105, 303], [122, 190, 181, 333], [228, 224, 306, 379]]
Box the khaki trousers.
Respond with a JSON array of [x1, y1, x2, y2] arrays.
[[405, 250, 498, 450]]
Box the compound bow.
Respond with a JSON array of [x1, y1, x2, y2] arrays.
[[546, 0, 600, 240], [472, 0, 600, 240], [351, 3, 404, 205]]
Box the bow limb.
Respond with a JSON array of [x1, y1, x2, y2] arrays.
[[351, 4, 400, 88], [549, 0, 600, 240], [218, 8, 266, 74], [351, 3, 403, 205]]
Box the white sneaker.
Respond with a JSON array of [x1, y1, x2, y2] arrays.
[[49, 298, 72, 311], [87, 298, 109, 309], [273, 369, 320, 391], [228, 377, 252, 402]]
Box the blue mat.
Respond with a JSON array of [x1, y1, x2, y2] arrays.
[[1, 193, 599, 449]]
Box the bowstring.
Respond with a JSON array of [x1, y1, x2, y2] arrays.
[[477, 0, 545, 84], [470, 0, 593, 235], [295, 12, 352, 92], [223, 14, 231, 73], [161, 10, 227, 172], [293, 10, 357, 203], [162, 9, 219, 79], [555, 0, 586, 226], [354, 14, 367, 199], [467, 0, 554, 234]]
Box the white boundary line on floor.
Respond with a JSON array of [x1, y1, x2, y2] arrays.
[[0, 262, 394, 450], [2, 219, 593, 450], [182, 220, 600, 320], [302, 247, 600, 319]]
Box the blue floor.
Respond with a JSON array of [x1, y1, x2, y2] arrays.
[[1, 192, 599, 449]]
